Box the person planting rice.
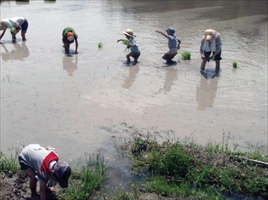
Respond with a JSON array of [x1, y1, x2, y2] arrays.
[[0, 17, 28, 42], [62, 27, 78, 54], [200, 29, 222, 72], [18, 144, 71, 200], [117, 29, 140, 64], [156, 27, 181, 63]]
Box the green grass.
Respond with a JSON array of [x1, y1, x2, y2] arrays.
[[233, 61, 238, 68], [127, 133, 268, 199], [0, 150, 21, 177], [98, 42, 103, 48], [58, 154, 106, 200], [181, 51, 191, 60]]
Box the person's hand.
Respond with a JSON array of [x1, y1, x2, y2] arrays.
[[209, 56, 214, 60], [117, 39, 121, 43], [155, 30, 160, 33], [75, 50, 78, 54], [201, 54, 206, 59], [177, 45, 180, 50], [127, 44, 131, 48], [46, 146, 51, 150]]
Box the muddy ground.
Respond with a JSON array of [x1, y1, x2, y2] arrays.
[[0, 174, 185, 200]]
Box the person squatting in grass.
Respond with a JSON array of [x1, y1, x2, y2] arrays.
[[62, 27, 78, 54], [0, 17, 29, 42], [200, 29, 222, 72], [117, 29, 141, 64], [156, 27, 181, 63], [18, 144, 71, 200]]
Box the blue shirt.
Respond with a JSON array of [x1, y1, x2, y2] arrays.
[[129, 37, 140, 52], [165, 34, 177, 52]]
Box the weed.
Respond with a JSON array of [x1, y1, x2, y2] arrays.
[[0, 150, 21, 177], [181, 51, 191, 60], [58, 154, 106, 200], [128, 133, 268, 198], [98, 42, 103, 48]]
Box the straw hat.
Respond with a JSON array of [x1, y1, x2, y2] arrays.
[[123, 29, 136, 37], [67, 32, 74, 41], [204, 29, 214, 41]]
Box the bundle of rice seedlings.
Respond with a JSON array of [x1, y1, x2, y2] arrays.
[[233, 61, 238, 68], [123, 40, 130, 52], [182, 51, 191, 60], [98, 42, 103, 48]]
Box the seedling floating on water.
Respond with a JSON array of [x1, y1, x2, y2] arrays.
[[182, 51, 191, 60], [98, 42, 103, 48], [233, 61, 238, 68]]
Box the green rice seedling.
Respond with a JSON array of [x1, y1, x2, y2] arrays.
[[58, 154, 106, 200], [233, 61, 238, 68], [98, 42, 103, 48], [181, 51, 191, 60]]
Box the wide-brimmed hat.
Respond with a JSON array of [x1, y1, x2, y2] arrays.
[[166, 27, 175, 35], [67, 31, 74, 42], [54, 161, 71, 188], [123, 29, 136, 37], [204, 29, 214, 41]]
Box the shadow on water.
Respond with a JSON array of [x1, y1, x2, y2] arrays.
[[62, 54, 78, 76], [1, 41, 29, 61], [196, 69, 220, 110], [122, 65, 140, 89]]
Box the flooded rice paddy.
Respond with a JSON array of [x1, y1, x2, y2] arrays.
[[0, 0, 267, 172]]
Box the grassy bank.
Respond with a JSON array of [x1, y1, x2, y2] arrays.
[[0, 134, 267, 199], [125, 133, 268, 199]]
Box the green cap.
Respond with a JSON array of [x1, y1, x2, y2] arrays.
[[10, 27, 16, 34]]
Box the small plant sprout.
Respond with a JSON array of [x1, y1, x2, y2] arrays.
[[233, 61, 238, 68], [98, 42, 103, 48], [182, 51, 191, 60]]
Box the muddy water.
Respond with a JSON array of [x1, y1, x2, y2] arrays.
[[0, 0, 267, 169]]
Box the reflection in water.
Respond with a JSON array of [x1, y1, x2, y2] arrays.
[[196, 75, 219, 110], [122, 65, 140, 89], [62, 55, 78, 76], [154, 66, 179, 94], [1, 42, 29, 61]]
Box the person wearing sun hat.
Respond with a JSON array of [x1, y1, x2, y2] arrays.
[[0, 17, 29, 42], [156, 27, 181, 63], [62, 27, 78, 54], [18, 144, 71, 200], [117, 29, 141, 64], [200, 29, 222, 72]]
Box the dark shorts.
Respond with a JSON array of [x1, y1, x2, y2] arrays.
[[127, 51, 140, 59], [204, 51, 222, 61], [164, 51, 177, 60], [21, 19, 28, 33], [18, 155, 30, 170]]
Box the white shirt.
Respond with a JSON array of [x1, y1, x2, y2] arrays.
[[2, 17, 26, 28]]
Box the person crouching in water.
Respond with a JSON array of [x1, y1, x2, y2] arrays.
[[62, 27, 78, 54], [117, 29, 140, 64], [156, 27, 181, 63], [200, 29, 222, 72]]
